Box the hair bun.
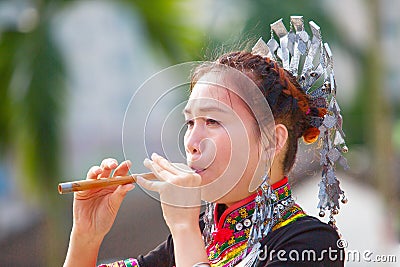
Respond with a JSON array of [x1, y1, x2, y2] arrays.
[[302, 127, 320, 144]]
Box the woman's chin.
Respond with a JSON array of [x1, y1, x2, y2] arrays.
[[198, 169, 223, 186], [198, 171, 212, 186]]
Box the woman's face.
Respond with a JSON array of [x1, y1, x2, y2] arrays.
[[183, 78, 266, 204]]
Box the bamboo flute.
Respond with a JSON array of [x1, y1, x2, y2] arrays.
[[58, 172, 155, 194]]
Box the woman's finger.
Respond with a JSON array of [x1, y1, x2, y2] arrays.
[[136, 176, 162, 192], [100, 158, 118, 169], [107, 183, 135, 215], [113, 160, 132, 177], [86, 166, 102, 179], [144, 158, 172, 182], [99, 158, 118, 178], [151, 153, 180, 175]]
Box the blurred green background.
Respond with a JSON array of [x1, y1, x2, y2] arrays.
[[0, 0, 399, 266]]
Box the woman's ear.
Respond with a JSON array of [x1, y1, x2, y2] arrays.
[[275, 124, 288, 155]]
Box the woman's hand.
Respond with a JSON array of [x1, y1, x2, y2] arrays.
[[64, 158, 134, 267], [72, 158, 134, 239], [137, 153, 209, 266], [137, 153, 202, 230]]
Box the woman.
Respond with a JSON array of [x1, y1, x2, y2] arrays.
[[64, 17, 347, 267]]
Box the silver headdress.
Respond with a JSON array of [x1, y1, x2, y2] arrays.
[[251, 16, 349, 231]]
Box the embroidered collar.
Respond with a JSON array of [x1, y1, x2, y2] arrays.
[[206, 177, 307, 266], [214, 176, 291, 230]]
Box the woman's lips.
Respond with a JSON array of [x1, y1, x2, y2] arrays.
[[191, 167, 207, 174]]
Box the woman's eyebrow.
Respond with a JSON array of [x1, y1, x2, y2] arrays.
[[183, 105, 229, 115]]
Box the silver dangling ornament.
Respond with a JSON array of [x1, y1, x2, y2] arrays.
[[251, 15, 349, 232], [203, 201, 215, 246], [248, 173, 274, 248]]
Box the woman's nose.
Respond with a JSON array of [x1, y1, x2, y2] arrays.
[[184, 123, 203, 156]]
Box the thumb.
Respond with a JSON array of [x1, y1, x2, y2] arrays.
[[109, 184, 134, 212]]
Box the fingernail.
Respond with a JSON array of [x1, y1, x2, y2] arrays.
[[143, 158, 150, 165], [109, 161, 117, 168]]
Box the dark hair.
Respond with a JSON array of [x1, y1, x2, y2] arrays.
[[190, 51, 325, 173]]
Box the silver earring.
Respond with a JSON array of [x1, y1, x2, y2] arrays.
[[203, 201, 215, 246], [248, 172, 274, 248]]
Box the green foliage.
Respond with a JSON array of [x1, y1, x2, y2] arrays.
[[246, 1, 336, 45], [121, 0, 205, 62], [0, 32, 20, 153], [0, 22, 64, 197], [17, 26, 64, 195]]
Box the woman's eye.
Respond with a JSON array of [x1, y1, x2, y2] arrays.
[[206, 119, 220, 126], [186, 119, 194, 128]]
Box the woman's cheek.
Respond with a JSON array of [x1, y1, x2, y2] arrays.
[[213, 134, 232, 169]]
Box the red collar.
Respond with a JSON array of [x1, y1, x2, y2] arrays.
[[214, 176, 288, 229]]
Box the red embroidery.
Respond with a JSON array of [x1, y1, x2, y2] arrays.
[[212, 228, 234, 243]]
